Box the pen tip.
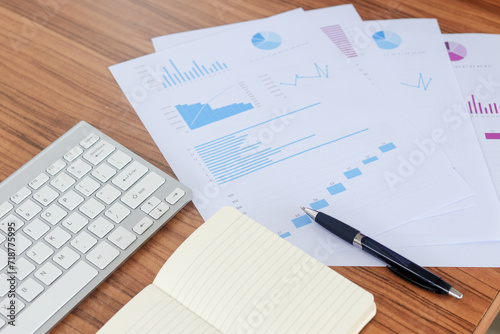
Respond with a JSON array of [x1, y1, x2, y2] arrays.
[[449, 287, 463, 299], [300, 206, 305, 210]]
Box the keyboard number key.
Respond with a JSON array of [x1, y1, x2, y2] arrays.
[[34, 186, 59, 206], [67, 159, 92, 179], [16, 200, 42, 221], [86, 241, 120, 269], [50, 172, 76, 192]]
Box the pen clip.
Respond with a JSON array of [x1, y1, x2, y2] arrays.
[[387, 265, 440, 293]]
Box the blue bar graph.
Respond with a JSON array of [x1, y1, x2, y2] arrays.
[[292, 215, 312, 228], [176, 102, 254, 130], [280, 232, 291, 238], [362, 156, 379, 164], [310, 199, 329, 210], [327, 183, 346, 195], [344, 168, 362, 179], [161, 59, 229, 87], [379, 142, 396, 153]]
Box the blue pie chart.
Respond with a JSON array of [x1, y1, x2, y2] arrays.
[[372, 31, 402, 50], [251, 31, 282, 50]]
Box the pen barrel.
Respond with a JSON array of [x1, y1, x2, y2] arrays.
[[361, 236, 452, 294], [316, 212, 360, 244]]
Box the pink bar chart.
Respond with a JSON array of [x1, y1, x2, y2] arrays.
[[485, 133, 500, 140], [467, 95, 499, 114]]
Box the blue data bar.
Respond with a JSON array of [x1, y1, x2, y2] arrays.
[[344, 168, 362, 179], [362, 156, 379, 164], [280, 232, 291, 238], [379, 142, 396, 153], [327, 183, 346, 195], [292, 215, 312, 228], [310, 199, 329, 210]]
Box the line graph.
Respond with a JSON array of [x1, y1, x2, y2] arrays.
[[400, 73, 432, 91], [279, 63, 329, 87]]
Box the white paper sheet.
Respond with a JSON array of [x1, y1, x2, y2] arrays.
[[110, 11, 472, 265]]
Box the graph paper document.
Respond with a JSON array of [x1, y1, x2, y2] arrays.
[[110, 11, 472, 265]]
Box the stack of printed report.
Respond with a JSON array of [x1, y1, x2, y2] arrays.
[[109, 5, 500, 266]]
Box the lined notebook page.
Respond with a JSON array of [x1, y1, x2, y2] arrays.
[[98, 285, 221, 334], [154, 207, 375, 333]]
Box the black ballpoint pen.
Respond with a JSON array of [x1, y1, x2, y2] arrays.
[[301, 207, 463, 299]]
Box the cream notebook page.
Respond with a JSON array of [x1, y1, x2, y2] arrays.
[[153, 207, 375, 333]]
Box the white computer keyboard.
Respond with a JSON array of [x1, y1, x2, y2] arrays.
[[0, 121, 191, 333]]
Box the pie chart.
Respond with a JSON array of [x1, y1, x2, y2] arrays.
[[445, 41, 467, 61], [251, 31, 282, 50], [372, 31, 402, 50]]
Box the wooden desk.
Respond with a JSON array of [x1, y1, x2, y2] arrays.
[[1, 0, 499, 332]]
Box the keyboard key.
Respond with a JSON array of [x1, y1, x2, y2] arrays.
[[88, 217, 114, 238], [24, 219, 50, 240], [10, 261, 97, 334], [16, 257, 35, 280], [108, 226, 136, 250], [108, 150, 132, 169], [45, 227, 71, 248], [26, 242, 53, 264], [62, 212, 88, 234], [34, 185, 59, 206], [91, 163, 116, 182], [140, 196, 161, 214], [121, 172, 165, 209], [59, 190, 84, 210], [18, 278, 44, 302], [149, 202, 170, 220], [11, 187, 31, 204], [50, 172, 76, 192], [63, 145, 84, 162], [75, 176, 100, 196], [105, 202, 130, 223], [41, 204, 67, 225], [112, 161, 148, 191], [67, 159, 92, 179], [133, 217, 153, 235], [53, 246, 80, 269], [166, 187, 186, 205], [34, 262, 62, 285], [96, 184, 121, 205], [71, 232, 97, 254], [16, 200, 42, 221], [0, 250, 6, 270], [0, 202, 13, 219], [0, 298, 25, 317], [79, 198, 105, 219], [46, 159, 66, 176], [80, 132, 99, 148], [86, 241, 119, 269], [28, 172, 49, 190], [0, 214, 24, 233], [83, 140, 115, 165]]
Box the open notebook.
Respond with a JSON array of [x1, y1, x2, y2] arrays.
[[98, 207, 376, 334]]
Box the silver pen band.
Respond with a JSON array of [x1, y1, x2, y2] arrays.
[[353, 233, 364, 248]]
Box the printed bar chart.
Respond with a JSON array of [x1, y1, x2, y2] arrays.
[[379, 142, 397, 153], [162, 59, 228, 88], [467, 95, 499, 114], [292, 215, 312, 228], [310, 199, 329, 210], [362, 156, 379, 164], [280, 232, 291, 238], [485, 133, 500, 140], [344, 168, 362, 179], [321, 24, 358, 58], [327, 183, 347, 195]]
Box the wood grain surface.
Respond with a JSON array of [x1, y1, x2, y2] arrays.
[[1, 0, 499, 333]]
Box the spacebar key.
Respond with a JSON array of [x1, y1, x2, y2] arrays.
[[4, 261, 98, 333]]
